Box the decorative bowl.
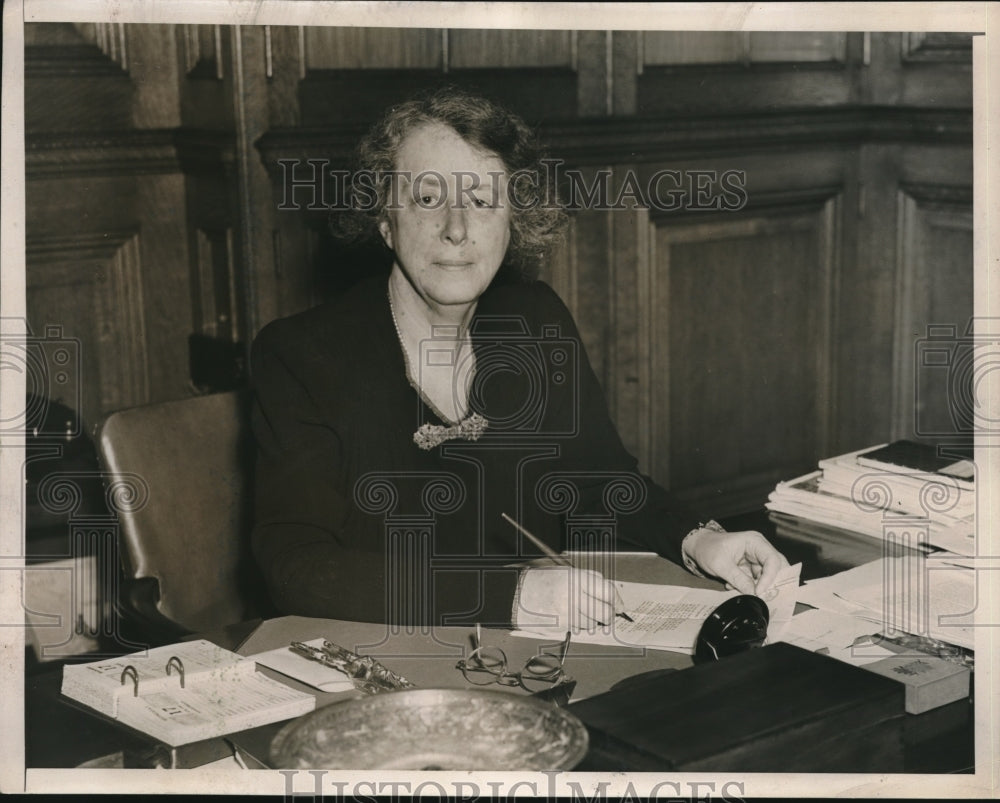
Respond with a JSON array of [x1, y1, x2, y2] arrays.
[[269, 687, 589, 771]]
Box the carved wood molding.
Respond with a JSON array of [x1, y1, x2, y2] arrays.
[[897, 182, 973, 209], [179, 24, 225, 80], [25, 44, 126, 78], [649, 185, 843, 224], [254, 126, 368, 171], [174, 129, 237, 177], [541, 107, 971, 164], [102, 234, 150, 411], [25, 229, 150, 412], [255, 106, 971, 171], [901, 33, 974, 64], [26, 229, 139, 266], [26, 130, 177, 178], [25, 128, 235, 179]]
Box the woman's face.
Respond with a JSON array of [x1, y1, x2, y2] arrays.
[[378, 122, 512, 311]]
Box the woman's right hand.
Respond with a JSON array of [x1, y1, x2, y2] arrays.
[[513, 567, 617, 632]]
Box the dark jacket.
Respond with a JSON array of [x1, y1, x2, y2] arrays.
[[250, 274, 700, 626]]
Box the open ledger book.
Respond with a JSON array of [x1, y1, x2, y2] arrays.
[[61, 639, 315, 746]]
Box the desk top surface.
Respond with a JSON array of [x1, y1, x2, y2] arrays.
[[236, 552, 711, 706], [27, 511, 969, 773]]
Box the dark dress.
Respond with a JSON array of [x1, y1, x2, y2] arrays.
[[250, 274, 701, 627]]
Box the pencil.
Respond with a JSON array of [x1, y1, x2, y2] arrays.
[[500, 512, 634, 623], [500, 512, 572, 566]]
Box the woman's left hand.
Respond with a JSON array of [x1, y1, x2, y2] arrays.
[[685, 528, 790, 597]]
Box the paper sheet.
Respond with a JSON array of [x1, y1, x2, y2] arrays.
[[777, 608, 896, 666], [513, 563, 802, 654], [795, 558, 975, 650], [833, 562, 975, 650], [248, 638, 356, 693], [762, 561, 802, 642]]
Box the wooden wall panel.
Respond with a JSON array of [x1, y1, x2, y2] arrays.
[[22, 23, 973, 519], [648, 197, 840, 516], [449, 30, 574, 69], [123, 24, 182, 128], [24, 31, 132, 132], [25, 231, 149, 431], [748, 32, 847, 63], [133, 173, 194, 407], [641, 31, 846, 66], [304, 27, 441, 70], [642, 32, 744, 65], [892, 188, 973, 443]]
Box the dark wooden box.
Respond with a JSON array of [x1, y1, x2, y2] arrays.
[[569, 642, 907, 772]]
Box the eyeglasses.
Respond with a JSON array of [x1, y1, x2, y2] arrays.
[[456, 628, 573, 694]]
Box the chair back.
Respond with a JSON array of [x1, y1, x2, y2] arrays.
[[95, 391, 261, 634]]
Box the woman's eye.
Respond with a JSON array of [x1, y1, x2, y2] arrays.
[[472, 197, 492, 209]]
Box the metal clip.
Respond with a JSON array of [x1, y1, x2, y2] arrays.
[[289, 640, 416, 694]]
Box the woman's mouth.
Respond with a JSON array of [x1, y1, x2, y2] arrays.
[[434, 260, 474, 269]]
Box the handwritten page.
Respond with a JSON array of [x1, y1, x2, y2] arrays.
[[513, 563, 802, 654], [616, 584, 738, 651]]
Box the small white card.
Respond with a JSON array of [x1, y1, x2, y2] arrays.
[[248, 639, 356, 693], [761, 562, 802, 643]]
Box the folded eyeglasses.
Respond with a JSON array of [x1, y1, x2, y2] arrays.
[[455, 628, 573, 695]]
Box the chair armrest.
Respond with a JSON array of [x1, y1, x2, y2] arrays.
[[113, 577, 193, 647]]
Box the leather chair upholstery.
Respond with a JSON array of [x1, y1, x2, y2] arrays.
[[95, 391, 266, 637]]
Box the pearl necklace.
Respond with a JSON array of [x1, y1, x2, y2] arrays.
[[387, 285, 488, 450]]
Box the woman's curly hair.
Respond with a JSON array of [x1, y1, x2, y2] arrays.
[[333, 86, 567, 281]]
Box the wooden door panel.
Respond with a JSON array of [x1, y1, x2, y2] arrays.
[[892, 188, 974, 443], [26, 232, 149, 432], [650, 199, 840, 516]]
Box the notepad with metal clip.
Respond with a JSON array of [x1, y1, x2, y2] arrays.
[[289, 639, 416, 694], [61, 639, 316, 747]]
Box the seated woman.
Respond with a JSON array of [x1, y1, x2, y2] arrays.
[[251, 87, 789, 630]]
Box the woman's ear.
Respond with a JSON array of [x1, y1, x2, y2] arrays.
[[377, 218, 394, 251]]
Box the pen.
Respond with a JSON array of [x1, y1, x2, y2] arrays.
[[500, 512, 634, 623]]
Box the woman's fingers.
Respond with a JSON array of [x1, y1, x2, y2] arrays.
[[687, 528, 791, 597], [751, 551, 789, 597], [516, 567, 615, 632], [576, 570, 615, 627]]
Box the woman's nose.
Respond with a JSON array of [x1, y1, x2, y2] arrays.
[[440, 203, 468, 245]]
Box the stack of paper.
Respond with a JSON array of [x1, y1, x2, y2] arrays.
[[795, 557, 974, 651], [62, 640, 316, 746], [766, 442, 975, 555]]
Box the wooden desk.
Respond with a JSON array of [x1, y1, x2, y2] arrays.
[[24, 511, 974, 772]]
